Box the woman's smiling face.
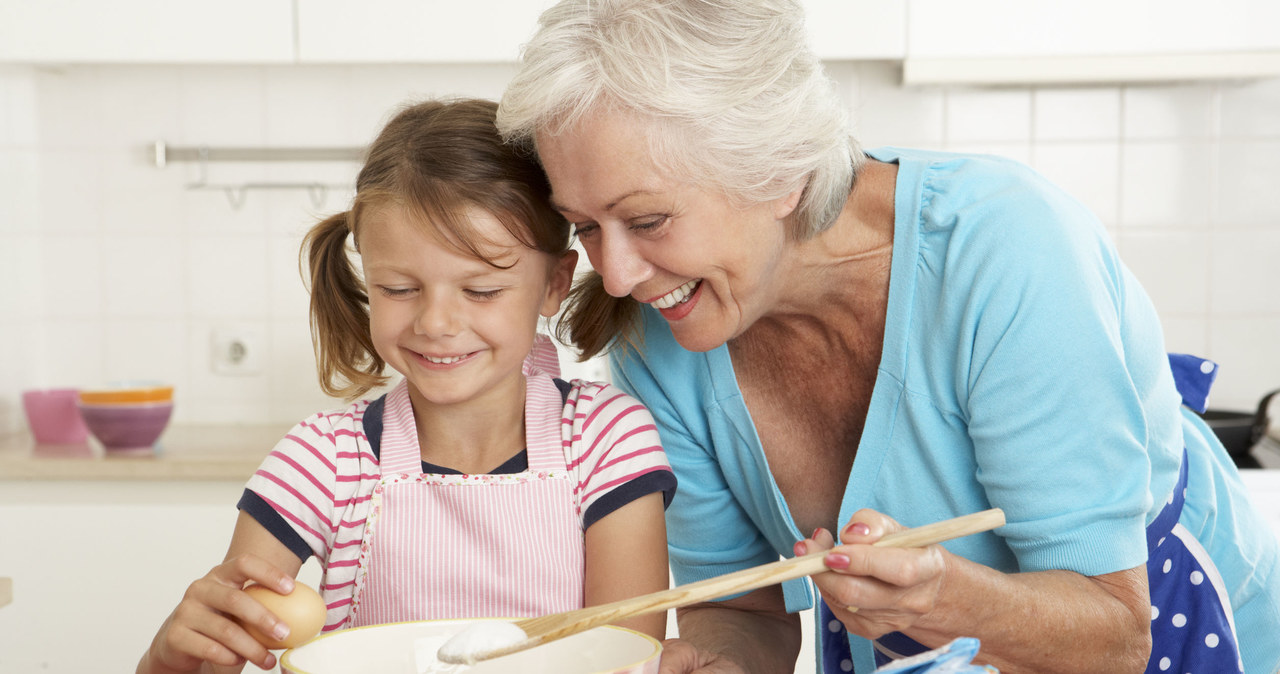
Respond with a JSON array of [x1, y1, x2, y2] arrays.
[[536, 109, 801, 353]]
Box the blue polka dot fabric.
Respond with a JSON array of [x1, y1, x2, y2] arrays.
[[817, 450, 1241, 673], [1166, 353, 1219, 414], [819, 599, 932, 672], [1144, 449, 1243, 673]]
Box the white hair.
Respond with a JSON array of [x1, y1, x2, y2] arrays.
[[497, 0, 863, 239]]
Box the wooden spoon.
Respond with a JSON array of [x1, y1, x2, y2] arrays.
[[437, 508, 1005, 665]]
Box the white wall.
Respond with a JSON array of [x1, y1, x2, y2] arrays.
[[2, 62, 1279, 433]]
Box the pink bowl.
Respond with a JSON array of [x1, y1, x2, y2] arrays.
[[22, 389, 90, 445], [77, 401, 173, 454]]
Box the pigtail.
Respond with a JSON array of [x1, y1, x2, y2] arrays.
[[302, 211, 387, 400], [557, 270, 642, 362]]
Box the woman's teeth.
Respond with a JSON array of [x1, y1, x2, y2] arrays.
[[650, 280, 700, 309], [424, 354, 466, 364]]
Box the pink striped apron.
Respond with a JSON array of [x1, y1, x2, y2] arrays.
[[344, 367, 584, 626]]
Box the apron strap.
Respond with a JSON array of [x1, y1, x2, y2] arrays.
[[1147, 448, 1189, 549], [378, 381, 424, 475], [525, 372, 569, 473]]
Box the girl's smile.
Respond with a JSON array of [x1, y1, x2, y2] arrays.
[[413, 350, 478, 367]]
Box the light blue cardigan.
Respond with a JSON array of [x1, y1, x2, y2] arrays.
[[610, 147, 1280, 673]]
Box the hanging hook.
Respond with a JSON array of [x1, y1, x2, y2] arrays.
[[307, 183, 328, 210], [224, 185, 248, 210]]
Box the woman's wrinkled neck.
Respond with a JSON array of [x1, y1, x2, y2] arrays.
[[767, 159, 897, 321]]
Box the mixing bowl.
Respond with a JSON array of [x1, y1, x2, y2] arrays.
[[281, 618, 661, 674], [77, 401, 173, 454]]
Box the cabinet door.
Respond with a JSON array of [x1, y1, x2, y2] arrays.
[[904, 0, 1280, 84], [0, 0, 294, 63], [297, 0, 907, 64], [804, 0, 906, 61], [296, 0, 554, 63]]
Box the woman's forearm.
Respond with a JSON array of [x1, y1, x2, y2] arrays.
[[907, 556, 1150, 674], [675, 587, 802, 674]]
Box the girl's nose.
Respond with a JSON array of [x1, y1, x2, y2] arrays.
[[593, 231, 654, 298], [415, 296, 460, 337]]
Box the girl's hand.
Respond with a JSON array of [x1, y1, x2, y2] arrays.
[[801, 508, 948, 640], [658, 638, 747, 674], [141, 553, 297, 673]]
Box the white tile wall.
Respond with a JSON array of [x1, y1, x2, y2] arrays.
[[2, 62, 1279, 434]]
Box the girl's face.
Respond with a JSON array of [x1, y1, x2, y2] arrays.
[[535, 109, 802, 353], [359, 204, 576, 410]]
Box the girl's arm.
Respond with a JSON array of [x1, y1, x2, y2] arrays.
[[137, 511, 304, 674], [582, 491, 670, 640]]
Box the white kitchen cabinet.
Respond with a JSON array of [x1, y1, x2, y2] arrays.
[[803, 0, 906, 61], [903, 0, 1280, 84], [295, 0, 904, 64], [0, 0, 295, 63], [295, 0, 552, 64], [0, 481, 320, 673]]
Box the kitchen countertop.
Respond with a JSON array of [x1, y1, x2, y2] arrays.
[[0, 424, 289, 481]]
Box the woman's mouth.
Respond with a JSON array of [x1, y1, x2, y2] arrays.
[[649, 279, 701, 309]]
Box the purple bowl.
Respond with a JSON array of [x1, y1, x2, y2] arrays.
[[77, 402, 173, 454]]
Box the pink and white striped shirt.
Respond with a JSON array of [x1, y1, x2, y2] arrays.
[[241, 372, 674, 630]]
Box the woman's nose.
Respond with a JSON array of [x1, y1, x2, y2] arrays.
[[592, 231, 654, 298]]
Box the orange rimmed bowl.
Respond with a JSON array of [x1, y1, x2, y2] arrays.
[[281, 618, 661, 674], [78, 383, 174, 405]]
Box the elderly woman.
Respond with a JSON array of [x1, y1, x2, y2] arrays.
[[497, 1, 1280, 673]]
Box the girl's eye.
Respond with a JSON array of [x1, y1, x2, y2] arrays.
[[378, 286, 416, 298], [465, 288, 504, 300]]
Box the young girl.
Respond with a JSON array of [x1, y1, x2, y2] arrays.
[[137, 98, 676, 674]]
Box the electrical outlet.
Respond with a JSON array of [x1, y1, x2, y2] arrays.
[[211, 327, 264, 376]]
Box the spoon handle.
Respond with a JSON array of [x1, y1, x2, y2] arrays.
[[515, 508, 1005, 646]]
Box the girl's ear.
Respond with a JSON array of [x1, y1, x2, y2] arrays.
[[540, 249, 579, 318]]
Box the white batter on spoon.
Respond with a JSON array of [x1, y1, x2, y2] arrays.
[[429, 620, 528, 668]]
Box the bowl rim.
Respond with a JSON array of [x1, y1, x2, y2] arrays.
[[280, 617, 663, 674], [78, 386, 174, 401], [76, 400, 175, 410]]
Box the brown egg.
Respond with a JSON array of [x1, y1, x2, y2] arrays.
[[239, 582, 326, 649]]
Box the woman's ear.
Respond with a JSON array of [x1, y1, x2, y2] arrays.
[[773, 181, 805, 220], [541, 249, 579, 318]]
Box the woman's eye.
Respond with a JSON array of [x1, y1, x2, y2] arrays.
[[630, 216, 668, 232], [571, 222, 598, 239]]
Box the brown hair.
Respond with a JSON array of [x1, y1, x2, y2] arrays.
[[557, 272, 640, 361], [303, 98, 571, 400]]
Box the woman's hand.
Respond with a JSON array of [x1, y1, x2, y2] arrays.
[[139, 554, 297, 674], [658, 638, 747, 674], [801, 508, 948, 640]]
